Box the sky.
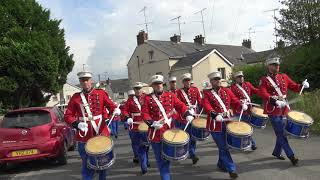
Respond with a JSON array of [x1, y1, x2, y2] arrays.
[[36, 0, 282, 84]]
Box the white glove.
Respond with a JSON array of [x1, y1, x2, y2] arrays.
[[186, 115, 194, 123], [276, 100, 287, 108], [151, 121, 163, 130], [78, 122, 88, 132], [242, 104, 248, 111], [127, 118, 133, 125], [302, 79, 309, 89], [215, 114, 224, 122], [188, 108, 195, 116], [113, 108, 121, 116]]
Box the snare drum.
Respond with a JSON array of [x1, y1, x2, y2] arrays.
[[226, 122, 253, 151], [191, 118, 209, 141], [250, 107, 269, 129], [85, 136, 115, 170], [285, 111, 313, 138], [138, 122, 149, 145], [161, 129, 189, 161]]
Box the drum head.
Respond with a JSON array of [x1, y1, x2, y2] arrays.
[[251, 107, 268, 118], [287, 111, 313, 124], [162, 129, 189, 144], [227, 122, 252, 136], [138, 122, 149, 132], [192, 118, 207, 129], [85, 136, 113, 154]]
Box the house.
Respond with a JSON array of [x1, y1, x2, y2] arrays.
[[46, 83, 81, 107], [127, 31, 255, 88]]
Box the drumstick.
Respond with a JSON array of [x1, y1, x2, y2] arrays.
[[107, 104, 121, 127], [299, 79, 307, 95], [150, 109, 176, 140], [246, 102, 261, 107], [238, 100, 247, 122]]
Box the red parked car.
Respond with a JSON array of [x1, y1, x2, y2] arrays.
[[0, 106, 76, 168]]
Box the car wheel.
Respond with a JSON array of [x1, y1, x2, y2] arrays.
[[56, 141, 68, 165]]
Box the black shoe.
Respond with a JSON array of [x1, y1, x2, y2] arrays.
[[272, 153, 285, 160], [251, 146, 257, 151], [115, 135, 118, 139], [229, 172, 238, 179], [289, 156, 299, 166], [141, 169, 147, 175], [217, 165, 227, 172], [192, 156, 199, 165], [133, 157, 139, 164]]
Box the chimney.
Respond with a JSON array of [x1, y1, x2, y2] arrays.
[[170, 34, 181, 43], [242, 39, 252, 49], [194, 34, 205, 45], [137, 30, 148, 46]]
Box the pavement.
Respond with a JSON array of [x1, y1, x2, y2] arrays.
[[1, 122, 320, 180]]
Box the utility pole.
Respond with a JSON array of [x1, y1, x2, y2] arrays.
[[138, 6, 152, 33], [264, 8, 279, 47], [194, 8, 207, 40], [82, 64, 86, 71], [170, 16, 184, 37]]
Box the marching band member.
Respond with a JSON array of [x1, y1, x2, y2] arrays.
[[122, 82, 150, 174], [110, 102, 121, 138], [231, 71, 259, 150], [64, 71, 121, 180], [176, 73, 202, 164], [142, 74, 194, 180], [203, 71, 247, 179], [258, 57, 310, 165], [167, 76, 180, 128]]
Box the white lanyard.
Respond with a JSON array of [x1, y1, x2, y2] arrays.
[[151, 94, 171, 128], [133, 96, 141, 111], [236, 84, 251, 102], [180, 89, 192, 107], [80, 92, 102, 135], [211, 90, 228, 113]]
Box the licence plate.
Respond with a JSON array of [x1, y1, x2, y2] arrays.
[[11, 149, 38, 157]]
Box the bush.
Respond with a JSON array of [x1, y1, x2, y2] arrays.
[[289, 89, 320, 134]]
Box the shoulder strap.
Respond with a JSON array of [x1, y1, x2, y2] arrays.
[[266, 76, 284, 97], [151, 94, 171, 128], [211, 89, 228, 113], [133, 96, 141, 111], [236, 84, 251, 102], [180, 89, 191, 107]]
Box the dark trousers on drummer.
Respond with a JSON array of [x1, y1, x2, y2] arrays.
[[269, 116, 294, 157], [151, 142, 171, 180], [129, 131, 149, 172], [110, 121, 119, 136], [179, 123, 197, 159], [78, 142, 106, 180], [211, 123, 236, 173], [236, 114, 257, 148]]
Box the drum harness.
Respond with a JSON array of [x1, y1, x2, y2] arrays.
[[79, 92, 103, 137], [210, 89, 231, 131], [266, 76, 290, 113], [127, 96, 143, 130], [151, 94, 172, 140], [180, 88, 199, 130]]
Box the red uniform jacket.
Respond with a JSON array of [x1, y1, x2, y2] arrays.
[[203, 87, 241, 132], [141, 91, 188, 143], [258, 73, 302, 116], [230, 82, 259, 115], [167, 89, 179, 120], [176, 87, 203, 124], [121, 95, 145, 131], [64, 88, 116, 142]]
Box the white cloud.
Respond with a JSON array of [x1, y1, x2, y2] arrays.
[[37, 0, 282, 84]]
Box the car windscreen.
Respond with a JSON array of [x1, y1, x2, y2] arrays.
[[1, 110, 51, 128]]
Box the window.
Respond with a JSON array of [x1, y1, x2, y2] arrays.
[[148, 50, 154, 61], [118, 92, 125, 99], [54, 108, 64, 122], [218, 68, 226, 79], [1, 111, 51, 128], [156, 72, 163, 75]]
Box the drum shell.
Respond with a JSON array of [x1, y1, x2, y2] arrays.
[[191, 125, 210, 141], [249, 115, 268, 129], [161, 129, 190, 161], [85, 138, 115, 170], [285, 118, 312, 138], [226, 122, 253, 151]]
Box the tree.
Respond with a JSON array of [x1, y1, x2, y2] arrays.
[[277, 0, 320, 45], [0, 0, 74, 109]]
